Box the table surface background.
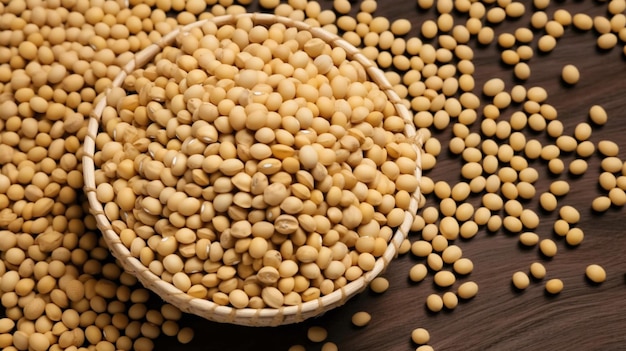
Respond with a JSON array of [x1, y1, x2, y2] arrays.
[[141, 1, 626, 350]]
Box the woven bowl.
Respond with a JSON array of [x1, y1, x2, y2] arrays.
[[83, 12, 421, 326]]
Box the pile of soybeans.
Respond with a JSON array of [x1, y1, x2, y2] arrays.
[[0, 0, 624, 350]]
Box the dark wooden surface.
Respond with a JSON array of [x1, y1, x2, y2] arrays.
[[156, 1, 626, 350]]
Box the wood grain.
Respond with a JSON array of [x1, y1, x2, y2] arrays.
[[155, 1, 626, 350]]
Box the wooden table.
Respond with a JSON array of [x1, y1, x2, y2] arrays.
[[157, 1, 626, 350]]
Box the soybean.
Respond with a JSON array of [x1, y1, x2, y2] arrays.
[[530, 262, 547, 280], [545, 279, 564, 294], [585, 264, 606, 283], [539, 239, 558, 258], [307, 326, 328, 343], [589, 105, 608, 125], [411, 328, 430, 344], [457, 281, 479, 299], [352, 311, 372, 327], [561, 64, 580, 85], [425, 294, 444, 312], [512, 271, 530, 290]]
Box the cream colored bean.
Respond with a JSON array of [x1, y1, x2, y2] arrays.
[[442, 291, 458, 309], [177, 327, 194, 344], [566, 228, 585, 246], [573, 13, 594, 30], [425, 294, 444, 312], [559, 205, 580, 224], [433, 271, 456, 287], [598, 140, 619, 157], [561, 64, 580, 84], [539, 239, 557, 257], [577, 141, 595, 158], [307, 326, 328, 343], [457, 281, 478, 299], [585, 264, 606, 283], [370, 277, 389, 293], [409, 263, 428, 282], [597, 33, 618, 49], [569, 159, 588, 175], [512, 271, 530, 290], [352, 311, 372, 327], [550, 181, 570, 196], [530, 262, 547, 279], [412, 328, 430, 344], [554, 219, 570, 237], [609, 188, 626, 206], [519, 232, 539, 247], [591, 196, 611, 212], [545, 279, 563, 294], [589, 105, 608, 125], [453, 258, 473, 275], [602, 157, 623, 173], [483, 78, 505, 96]]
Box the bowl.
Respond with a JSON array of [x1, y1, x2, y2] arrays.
[[83, 12, 421, 326]]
